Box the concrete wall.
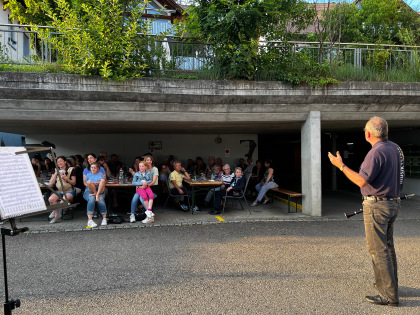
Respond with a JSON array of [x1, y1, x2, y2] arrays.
[[1, 73, 420, 136], [25, 133, 258, 168]]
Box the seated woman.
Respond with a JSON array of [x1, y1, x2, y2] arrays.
[[129, 155, 159, 223], [31, 154, 44, 177], [207, 164, 234, 213], [44, 157, 55, 176], [251, 159, 278, 207], [48, 156, 77, 223], [210, 167, 246, 215], [194, 156, 207, 176], [205, 156, 216, 177], [203, 165, 222, 206], [158, 164, 171, 194], [145, 155, 159, 196], [83, 162, 107, 228]]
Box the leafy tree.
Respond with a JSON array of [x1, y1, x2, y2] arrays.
[[5, 0, 167, 80], [179, 0, 315, 80], [339, 0, 420, 45]]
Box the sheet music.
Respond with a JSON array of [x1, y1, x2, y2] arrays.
[[0, 147, 46, 219]]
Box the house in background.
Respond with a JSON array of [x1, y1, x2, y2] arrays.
[[1, 0, 186, 64], [141, 0, 186, 35], [0, 0, 36, 63]]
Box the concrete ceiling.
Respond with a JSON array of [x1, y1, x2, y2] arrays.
[[2, 119, 420, 135]]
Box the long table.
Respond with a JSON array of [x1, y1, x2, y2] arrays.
[[183, 179, 223, 214], [105, 182, 136, 215]]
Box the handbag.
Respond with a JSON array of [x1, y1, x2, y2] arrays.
[[107, 216, 125, 224], [134, 211, 147, 221]]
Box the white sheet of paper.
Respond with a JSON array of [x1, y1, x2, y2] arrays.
[[0, 147, 46, 219]]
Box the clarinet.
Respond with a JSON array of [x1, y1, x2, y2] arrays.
[[344, 194, 415, 219]]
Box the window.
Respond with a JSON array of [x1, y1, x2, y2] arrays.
[[7, 17, 17, 50], [23, 34, 30, 58]]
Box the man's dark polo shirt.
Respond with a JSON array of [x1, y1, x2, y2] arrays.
[[359, 139, 405, 198]]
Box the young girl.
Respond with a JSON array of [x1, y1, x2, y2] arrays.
[[86, 163, 106, 202], [131, 161, 154, 223]]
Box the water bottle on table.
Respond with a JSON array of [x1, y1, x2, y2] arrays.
[[119, 168, 124, 184]]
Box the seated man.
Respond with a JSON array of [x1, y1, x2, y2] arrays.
[[169, 161, 197, 212], [238, 158, 246, 171], [97, 155, 111, 179], [108, 153, 123, 177], [243, 158, 256, 178]]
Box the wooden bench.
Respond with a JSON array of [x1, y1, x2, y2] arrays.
[[269, 188, 302, 213]]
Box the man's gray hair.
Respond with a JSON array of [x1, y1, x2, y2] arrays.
[[223, 164, 230, 169], [174, 160, 182, 166], [234, 167, 243, 173], [366, 116, 388, 139]]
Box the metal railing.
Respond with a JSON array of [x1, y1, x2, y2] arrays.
[[1, 24, 420, 75], [0, 24, 56, 65]]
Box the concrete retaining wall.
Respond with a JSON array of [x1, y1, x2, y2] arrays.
[[0, 72, 420, 135]]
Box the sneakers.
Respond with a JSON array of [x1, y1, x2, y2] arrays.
[[263, 199, 269, 205], [142, 216, 154, 224], [193, 206, 200, 212], [87, 220, 97, 228], [49, 212, 55, 219], [250, 202, 258, 207], [145, 210, 155, 218], [130, 214, 136, 223], [49, 217, 61, 224], [179, 203, 189, 212], [101, 218, 107, 226]]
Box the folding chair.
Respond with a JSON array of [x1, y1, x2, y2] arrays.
[[222, 175, 252, 214]]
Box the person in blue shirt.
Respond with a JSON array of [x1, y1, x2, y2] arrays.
[[130, 161, 155, 224], [328, 116, 404, 307], [83, 162, 107, 228]]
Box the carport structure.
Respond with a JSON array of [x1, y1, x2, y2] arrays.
[[1, 72, 420, 216]]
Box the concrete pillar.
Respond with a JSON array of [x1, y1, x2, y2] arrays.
[[301, 111, 322, 216]]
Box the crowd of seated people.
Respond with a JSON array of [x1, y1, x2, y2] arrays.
[[31, 151, 275, 226]]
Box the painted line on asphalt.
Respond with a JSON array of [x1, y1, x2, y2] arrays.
[[215, 216, 225, 222]]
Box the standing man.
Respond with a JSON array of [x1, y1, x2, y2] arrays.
[[328, 116, 404, 307]]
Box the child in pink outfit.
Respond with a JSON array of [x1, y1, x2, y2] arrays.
[[132, 161, 154, 219]]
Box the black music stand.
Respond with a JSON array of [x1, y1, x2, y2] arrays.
[[0, 146, 77, 314]]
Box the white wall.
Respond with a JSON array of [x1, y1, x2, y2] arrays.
[[0, 0, 9, 23], [25, 133, 258, 167]]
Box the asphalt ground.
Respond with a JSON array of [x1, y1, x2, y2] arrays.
[[0, 191, 419, 314]]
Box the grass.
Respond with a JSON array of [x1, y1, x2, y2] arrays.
[[1, 61, 420, 84], [331, 64, 420, 82], [0, 62, 74, 74]]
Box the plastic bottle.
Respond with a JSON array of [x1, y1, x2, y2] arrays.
[[119, 168, 124, 184]]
